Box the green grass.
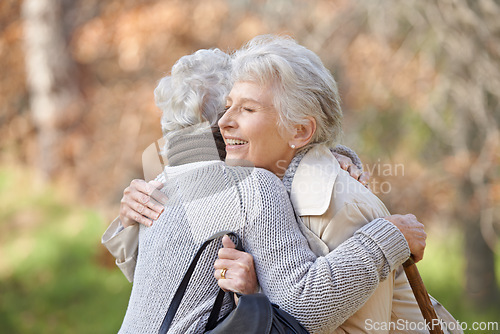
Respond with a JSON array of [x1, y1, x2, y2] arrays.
[[0, 166, 498, 333], [0, 167, 131, 334]]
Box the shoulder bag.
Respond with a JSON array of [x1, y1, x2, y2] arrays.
[[158, 231, 309, 334]]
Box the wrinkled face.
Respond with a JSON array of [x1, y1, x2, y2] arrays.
[[218, 81, 295, 177]]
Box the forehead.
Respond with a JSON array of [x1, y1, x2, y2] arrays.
[[227, 81, 272, 104]]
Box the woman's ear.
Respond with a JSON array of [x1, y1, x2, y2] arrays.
[[291, 116, 316, 149]]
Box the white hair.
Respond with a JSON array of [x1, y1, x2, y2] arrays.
[[155, 49, 232, 135], [231, 35, 343, 148]]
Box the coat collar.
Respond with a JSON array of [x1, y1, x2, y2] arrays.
[[289, 145, 340, 216]]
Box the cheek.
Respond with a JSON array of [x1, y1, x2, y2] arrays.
[[248, 130, 273, 158], [257, 131, 287, 157]]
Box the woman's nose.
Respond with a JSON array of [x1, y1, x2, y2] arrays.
[[218, 107, 236, 129]]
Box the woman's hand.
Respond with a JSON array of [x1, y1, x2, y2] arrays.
[[119, 179, 168, 228], [332, 152, 370, 187], [385, 214, 427, 263], [213, 235, 259, 295]]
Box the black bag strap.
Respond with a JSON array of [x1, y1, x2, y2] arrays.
[[205, 235, 244, 331], [205, 283, 229, 330], [158, 231, 243, 334]]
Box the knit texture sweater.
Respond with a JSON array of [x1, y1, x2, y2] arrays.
[[118, 126, 409, 334]]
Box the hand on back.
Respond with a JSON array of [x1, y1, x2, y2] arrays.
[[119, 179, 168, 228], [332, 152, 370, 187]]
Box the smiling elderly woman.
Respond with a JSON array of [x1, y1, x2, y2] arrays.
[[214, 35, 455, 334]]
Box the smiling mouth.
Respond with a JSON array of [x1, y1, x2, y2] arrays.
[[225, 138, 248, 145]]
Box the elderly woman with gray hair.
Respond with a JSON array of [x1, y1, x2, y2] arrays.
[[214, 35, 457, 334], [103, 43, 428, 333]]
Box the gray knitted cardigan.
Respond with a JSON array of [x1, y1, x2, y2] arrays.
[[118, 126, 409, 334]]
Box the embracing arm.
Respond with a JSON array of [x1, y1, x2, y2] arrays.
[[231, 171, 410, 333], [255, 218, 409, 333]]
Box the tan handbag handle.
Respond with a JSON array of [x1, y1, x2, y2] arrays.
[[403, 257, 444, 334]]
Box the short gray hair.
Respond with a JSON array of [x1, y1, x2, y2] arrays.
[[231, 35, 343, 148], [155, 49, 232, 135]]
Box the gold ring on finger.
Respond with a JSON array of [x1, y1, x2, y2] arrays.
[[220, 268, 227, 280]]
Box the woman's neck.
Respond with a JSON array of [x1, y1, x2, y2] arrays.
[[281, 148, 310, 191]]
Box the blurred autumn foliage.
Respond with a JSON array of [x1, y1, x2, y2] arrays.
[[1, 0, 499, 326]]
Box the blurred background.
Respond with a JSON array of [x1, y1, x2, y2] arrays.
[[1, 0, 499, 332]]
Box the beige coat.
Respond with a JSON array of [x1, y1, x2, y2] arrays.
[[287, 145, 426, 333]]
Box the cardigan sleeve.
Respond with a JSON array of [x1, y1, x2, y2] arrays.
[[239, 169, 409, 334]]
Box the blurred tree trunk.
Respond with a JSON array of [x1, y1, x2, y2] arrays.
[[455, 78, 499, 307], [22, 0, 81, 178], [462, 178, 498, 307]]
